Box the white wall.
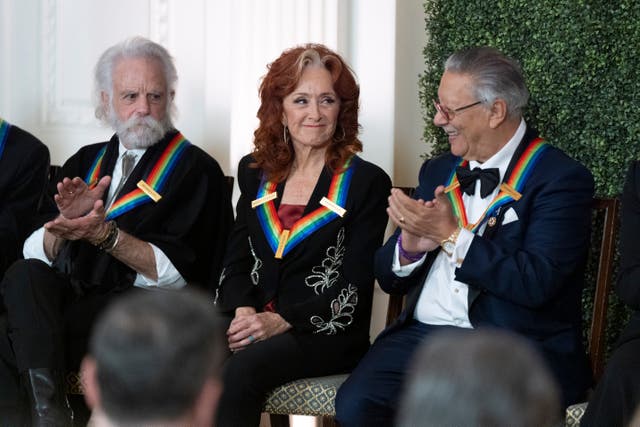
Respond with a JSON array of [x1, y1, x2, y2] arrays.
[[0, 0, 428, 346]]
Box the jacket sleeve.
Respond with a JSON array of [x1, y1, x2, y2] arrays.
[[617, 161, 640, 310], [375, 159, 436, 296], [215, 156, 262, 312], [0, 132, 50, 273], [277, 167, 392, 335]]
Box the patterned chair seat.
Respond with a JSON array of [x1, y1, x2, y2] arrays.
[[262, 374, 348, 417], [66, 371, 85, 395], [566, 401, 587, 426]]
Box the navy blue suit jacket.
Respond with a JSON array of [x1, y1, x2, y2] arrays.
[[375, 128, 594, 405]]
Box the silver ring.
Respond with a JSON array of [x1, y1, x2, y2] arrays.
[[248, 335, 256, 343], [399, 217, 405, 224]]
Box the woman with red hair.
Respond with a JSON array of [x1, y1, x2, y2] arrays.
[[215, 44, 391, 426]]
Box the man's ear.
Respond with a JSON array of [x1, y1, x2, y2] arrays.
[[81, 356, 100, 411], [101, 92, 110, 113], [488, 98, 508, 129]]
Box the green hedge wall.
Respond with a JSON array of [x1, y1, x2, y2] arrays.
[[418, 0, 639, 355]]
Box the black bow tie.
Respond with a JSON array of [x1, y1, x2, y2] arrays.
[[455, 165, 500, 198]]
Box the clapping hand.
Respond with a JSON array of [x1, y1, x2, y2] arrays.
[[55, 176, 111, 219]]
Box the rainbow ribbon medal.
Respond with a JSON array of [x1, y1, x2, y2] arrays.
[[85, 146, 107, 189], [0, 118, 11, 161], [445, 138, 548, 232], [255, 157, 356, 259], [84, 133, 190, 220]]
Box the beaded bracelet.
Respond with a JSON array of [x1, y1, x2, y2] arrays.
[[397, 234, 426, 262], [94, 221, 119, 251]]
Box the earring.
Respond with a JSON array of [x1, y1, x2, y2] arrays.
[[283, 125, 289, 144], [333, 125, 346, 142]]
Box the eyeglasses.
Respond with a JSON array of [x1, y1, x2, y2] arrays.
[[432, 99, 484, 122]]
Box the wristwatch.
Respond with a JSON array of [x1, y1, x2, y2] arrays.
[[440, 227, 461, 256]]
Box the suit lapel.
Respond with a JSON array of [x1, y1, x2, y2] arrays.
[[467, 128, 540, 307], [478, 128, 538, 241]]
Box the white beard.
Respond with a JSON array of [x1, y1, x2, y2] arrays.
[[108, 107, 173, 149]]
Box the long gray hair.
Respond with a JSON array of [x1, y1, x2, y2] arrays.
[[93, 36, 178, 123]]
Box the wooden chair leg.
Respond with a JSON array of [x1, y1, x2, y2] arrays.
[[319, 415, 337, 427], [269, 413, 290, 427]]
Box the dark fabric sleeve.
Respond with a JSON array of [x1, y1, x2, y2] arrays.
[[215, 155, 261, 311], [131, 146, 234, 291], [0, 128, 50, 274], [375, 159, 435, 295], [617, 161, 640, 310], [277, 167, 392, 334]]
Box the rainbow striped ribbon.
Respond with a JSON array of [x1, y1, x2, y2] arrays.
[[445, 138, 548, 233], [84, 133, 191, 220], [85, 146, 107, 189], [256, 157, 356, 258], [0, 118, 11, 161]]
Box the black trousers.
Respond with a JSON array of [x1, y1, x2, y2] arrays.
[[0, 259, 122, 423], [215, 318, 362, 427]]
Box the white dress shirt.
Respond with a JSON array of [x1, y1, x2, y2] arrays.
[[23, 142, 187, 289], [392, 119, 527, 327]]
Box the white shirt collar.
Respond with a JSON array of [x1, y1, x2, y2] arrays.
[[117, 142, 146, 160], [469, 118, 527, 182]]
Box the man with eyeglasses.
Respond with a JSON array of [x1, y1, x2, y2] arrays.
[[336, 46, 594, 426]]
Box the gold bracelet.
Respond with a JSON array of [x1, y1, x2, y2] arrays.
[[103, 226, 120, 252], [94, 221, 118, 251], [90, 221, 111, 246]]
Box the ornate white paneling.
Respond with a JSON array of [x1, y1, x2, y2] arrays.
[[225, 0, 342, 177], [0, 1, 10, 115], [41, 0, 170, 126]]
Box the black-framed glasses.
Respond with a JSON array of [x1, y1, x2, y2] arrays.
[[432, 99, 484, 122]]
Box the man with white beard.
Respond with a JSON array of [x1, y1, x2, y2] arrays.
[[0, 37, 233, 426]]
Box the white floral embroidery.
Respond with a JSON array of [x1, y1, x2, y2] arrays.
[[310, 284, 358, 335], [305, 228, 346, 295], [248, 236, 262, 285], [213, 267, 226, 304]]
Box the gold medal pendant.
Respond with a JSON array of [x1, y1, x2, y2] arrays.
[[137, 180, 162, 202], [275, 229, 290, 259]]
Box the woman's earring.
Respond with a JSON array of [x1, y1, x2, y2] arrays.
[[283, 125, 289, 144]]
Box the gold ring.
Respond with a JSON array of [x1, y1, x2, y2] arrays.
[[399, 217, 405, 223]]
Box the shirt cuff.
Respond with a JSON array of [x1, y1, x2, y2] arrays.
[[391, 240, 425, 276], [133, 243, 187, 289], [23, 227, 52, 265]]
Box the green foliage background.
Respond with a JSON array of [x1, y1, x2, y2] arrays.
[[418, 0, 639, 356]]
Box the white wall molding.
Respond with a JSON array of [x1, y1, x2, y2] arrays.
[[40, 0, 171, 127]]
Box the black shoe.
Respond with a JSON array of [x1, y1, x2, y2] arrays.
[[20, 369, 73, 427]]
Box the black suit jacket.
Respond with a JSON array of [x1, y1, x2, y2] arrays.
[[0, 121, 50, 276], [46, 130, 233, 294], [613, 160, 640, 345], [217, 154, 391, 364], [375, 128, 594, 405]]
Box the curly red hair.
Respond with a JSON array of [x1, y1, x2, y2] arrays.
[[252, 44, 362, 182]]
